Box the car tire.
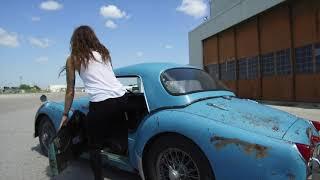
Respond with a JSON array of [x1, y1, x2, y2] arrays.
[[144, 135, 215, 180], [38, 116, 56, 156]]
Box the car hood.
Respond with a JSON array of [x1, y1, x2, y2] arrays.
[[175, 97, 299, 139]]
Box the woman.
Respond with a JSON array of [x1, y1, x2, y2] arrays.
[[59, 25, 127, 180]]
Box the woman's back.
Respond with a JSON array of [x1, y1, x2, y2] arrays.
[[79, 51, 126, 102]]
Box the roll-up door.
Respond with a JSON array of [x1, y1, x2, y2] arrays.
[[236, 18, 261, 99], [293, 0, 320, 102], [259, 5, 293, 101], [218, 29, 237, 93]]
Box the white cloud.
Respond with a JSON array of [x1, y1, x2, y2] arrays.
[[100, 5, 127, 19], [105, 20, 117, 29], [177, 0, 207, 18], [28, 37, 50, 48], [0, 28, 19, 48], [40, 0, 63, 11], [164, 44, 173, 49], [31, 16, 41, 21], [136, 52, 143, 57], [35, 56, 49, 63]]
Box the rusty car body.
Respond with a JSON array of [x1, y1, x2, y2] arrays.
[[34, 63, 320, 179]]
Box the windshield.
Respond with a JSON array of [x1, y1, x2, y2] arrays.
[[161, 68, 228, 95]]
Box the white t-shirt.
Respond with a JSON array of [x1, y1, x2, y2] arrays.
[[79, 51, 126, 102]]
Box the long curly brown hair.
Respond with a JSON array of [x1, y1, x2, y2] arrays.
[[71, 25, 111, 71], [60, 25, 111, 75]]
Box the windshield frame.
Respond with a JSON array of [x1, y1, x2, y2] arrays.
[[160, 67, 230, 96]]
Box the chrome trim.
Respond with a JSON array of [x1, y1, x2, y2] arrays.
[[309, 157, 320, 180], [308, 143, 320, 180], [311, 157, 320, 166], [307, 120, 319, 136], [117, 75, 150, 113], [293, 143, 307, 164]]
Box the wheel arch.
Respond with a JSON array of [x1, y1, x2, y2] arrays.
[[141, 132, 215, 179], [34, 113, 55, 137]]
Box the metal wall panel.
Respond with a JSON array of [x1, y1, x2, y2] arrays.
[[292, 1, 317, 48], [238, 80, 261, 98], [203, 39, 210, 66], [236, 18, 261, 99], [260, 5, 291, 54], [218, 29, 237, 93], [259, 4, 293, 101], [202, 0, 320, 102], [219, 29, 236, 61], [203, 36, 219, 65], [189, 0, 285, 69], [295, 74, 320, 102], [236, 19, 259, 58], [293, 0, 320, 102]]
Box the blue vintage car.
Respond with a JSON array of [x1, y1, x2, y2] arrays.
[[34, 63, 320, 180]]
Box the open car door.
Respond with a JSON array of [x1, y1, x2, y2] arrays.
[[48, 111, 87, 176]]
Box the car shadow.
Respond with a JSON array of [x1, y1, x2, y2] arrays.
[[45, 159, 140, 180], [31, 144, 46, 156], [31, 142, 140, 180], [260, 100, 320, 110]]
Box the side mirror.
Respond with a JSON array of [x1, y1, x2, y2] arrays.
[[40, 95, 47, 102]]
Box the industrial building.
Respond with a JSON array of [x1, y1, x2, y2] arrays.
[[189, 0, 320, 102]]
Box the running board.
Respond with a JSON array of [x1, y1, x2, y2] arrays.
[[81, 151, 136, 173]]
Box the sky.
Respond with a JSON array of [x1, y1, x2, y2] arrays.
[[0, 0, 209, 88]]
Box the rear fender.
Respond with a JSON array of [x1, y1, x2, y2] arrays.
[[132, 110, 307, 180]]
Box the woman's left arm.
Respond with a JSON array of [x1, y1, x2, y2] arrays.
[[59, 57, 75, 129]]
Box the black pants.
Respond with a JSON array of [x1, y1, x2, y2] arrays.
[[86, 94, 128, 180]]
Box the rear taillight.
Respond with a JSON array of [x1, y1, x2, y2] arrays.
[[296, 143, 314, 162], [311, 121, 320, 131]]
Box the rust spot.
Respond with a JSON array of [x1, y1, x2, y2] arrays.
[[272, 125, 279, 131], [210, 136, 269, 159], [240, 113, 281, 132]]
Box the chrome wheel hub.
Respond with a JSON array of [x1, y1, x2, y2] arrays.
[[156, 148, 200, 180]]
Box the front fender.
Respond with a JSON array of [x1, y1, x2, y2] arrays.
[[132, 110, 307, 180], [34, 101, 73, 136]]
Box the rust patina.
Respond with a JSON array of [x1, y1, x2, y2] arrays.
[[210, 136, 270, 159]]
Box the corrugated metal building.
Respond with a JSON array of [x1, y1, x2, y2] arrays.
[[189, 0, 320, 102]]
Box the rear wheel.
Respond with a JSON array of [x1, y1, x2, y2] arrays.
[[38, 116, 56, 156], [145, 135, 215, 180]]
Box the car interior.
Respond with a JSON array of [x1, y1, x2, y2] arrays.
[[69, 77, 149, 156], [103, 76, 149, 155]]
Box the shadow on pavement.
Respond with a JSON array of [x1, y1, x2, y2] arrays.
[[31, 144, 45, 156], [259, 100, 320, 110], [30, 144, 140, 180], [46, 159, 140, 180]]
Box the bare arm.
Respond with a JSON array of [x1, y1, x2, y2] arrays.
[[63, 57, 75, 116]]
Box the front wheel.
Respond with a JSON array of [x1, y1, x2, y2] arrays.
[[145, 135, 215, 180], [38, 116, 56, 156]]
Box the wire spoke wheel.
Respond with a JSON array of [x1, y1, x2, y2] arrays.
[[156, 148, 200, 180], [39, 120, 55, 154]]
